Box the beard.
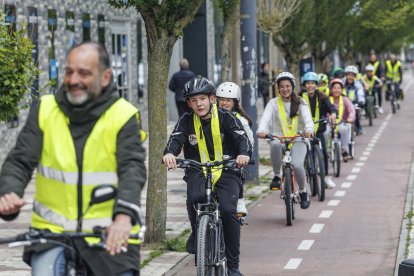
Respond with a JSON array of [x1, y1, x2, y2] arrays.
[[65, 80, 102, 105]]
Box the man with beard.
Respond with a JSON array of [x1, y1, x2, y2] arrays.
[[0, 42, 146, 276]]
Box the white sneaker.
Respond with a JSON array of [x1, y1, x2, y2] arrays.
[[378, 107, 384, 114], [325, 176, 336, 189], [237, 198, 248, 217]]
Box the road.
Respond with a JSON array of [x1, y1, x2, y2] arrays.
[[168, 75, 414, 275]]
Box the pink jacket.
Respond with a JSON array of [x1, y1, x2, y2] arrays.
[[331, 96, 356, 122]]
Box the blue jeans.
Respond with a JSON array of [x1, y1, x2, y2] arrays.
[[31, 246, 135, 276]]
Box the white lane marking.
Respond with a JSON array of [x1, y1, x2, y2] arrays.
[[368, 143, 376, 147], [373, 134, 380, 139], [335, 190, 346, 197], [298, 240, 315, 250], [328, 200, 340, 206], [341, 182, 352, 188], [284, 258, 302, 269], [356, 162, 364, 167], [347, 175, 357, 181], [351, 167, 361, 173], [319, 210, 333, 218], [362, 151, 371, 156], [310, 223, 324, 233], [366, 147, 373, 152], [359, 156, 368, 161]]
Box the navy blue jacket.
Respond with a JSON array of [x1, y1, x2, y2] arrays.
[[168, 69, 195, 102]]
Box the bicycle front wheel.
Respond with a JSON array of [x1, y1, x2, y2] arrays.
[[197, 215, 214, 276], [283, 167, 294, 226], [313, 144, 326, 201], [213, 220, 227, 276], [333, 141, 341, 177]]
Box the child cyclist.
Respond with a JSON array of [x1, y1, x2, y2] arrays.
[[257, 72, 314, 209], [216, 82, 254, 217], [163, 76, 252, 276], [325, 78, 356, 162], [299, 72, 337, 188]]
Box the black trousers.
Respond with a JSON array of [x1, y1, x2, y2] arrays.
[[184, 170, 241, 269], [316, 131, 329, 175]]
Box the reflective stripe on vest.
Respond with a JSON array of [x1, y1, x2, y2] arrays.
[[385, 60, 401, 82], [276, 97, 298, 136], [329, 96, 344, 132], [35, 95, 141, 244], [302, 93, 319, 133], [193, 104, 223, 188]]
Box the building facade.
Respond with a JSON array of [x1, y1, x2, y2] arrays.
[[0, 0, 147, 164]]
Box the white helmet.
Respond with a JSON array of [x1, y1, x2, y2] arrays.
[[365, 64, 374, 71], [276, 72, 296, 88], [216, 82, 241, 101], [345, 65, 358, 75]]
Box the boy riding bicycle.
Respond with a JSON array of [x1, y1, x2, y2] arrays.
[[162, 76, 252, 276]]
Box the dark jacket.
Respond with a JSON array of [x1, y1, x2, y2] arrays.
[[168, 69, 195, 102], [258, 71, 270, 96], [164, 108, 252, 161], [0, 81, 146, 275]]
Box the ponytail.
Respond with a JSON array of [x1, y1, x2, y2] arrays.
[[234, 101, 253, 127]]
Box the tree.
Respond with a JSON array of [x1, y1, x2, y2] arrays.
[[257, 0, 303, 95], [215, 0, 240, 82], [108, 0, 204, 244], [0, 13, 38, 122]]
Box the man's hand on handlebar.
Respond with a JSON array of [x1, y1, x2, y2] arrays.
[[256, 132, 267, 139], [236, 155, 250, 168], [106, 214, 132, 255], [163, 153, 177, 170], [305, 131, 313, 138], [329, 113, 337, 124], [0, 193, 25, 216]]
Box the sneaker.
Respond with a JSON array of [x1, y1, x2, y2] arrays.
[[356, 128, 364, 136], [325, 176, 336, 189], [299, 191, 310, 209], [378, 107, 384, 114], [270, 176, 281, 190], [228, 267, 244, 276], [237, 198, 248, 217], [342, 151, 350, 163], [186, 231, 196, 254]]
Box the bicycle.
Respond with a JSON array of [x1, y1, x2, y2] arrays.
[[327, 122, 342, 177], [365, 87, 379, 126], [386, 79, 400, 114], [266, 134, 308, 226], [305, 136, 326, 202], [175, 157, 252, 276], [0, 185, 144, 276]]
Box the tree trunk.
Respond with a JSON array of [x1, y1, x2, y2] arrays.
[[145, 34, 176, 244], [220, 2, 240, 82]]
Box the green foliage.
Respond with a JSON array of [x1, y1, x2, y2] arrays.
[[0, 13, 38, 122]]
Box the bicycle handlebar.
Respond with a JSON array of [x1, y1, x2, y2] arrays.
[[175, 158, 255, 170], [0, 227, 140, 248]]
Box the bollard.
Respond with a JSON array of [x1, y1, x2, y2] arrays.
[[399, 259, 414, 276]]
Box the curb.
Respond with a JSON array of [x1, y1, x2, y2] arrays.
[[394, 151, 414, 275]]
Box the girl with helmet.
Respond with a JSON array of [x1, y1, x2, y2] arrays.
[[344, 65, 366, 134], [326, 78, 356, 162], [300, 72, 337, 188], [361, 64, 383, 113], [318, 73, 330, 96], [163, 75, 252, 275], [216, 81, 254, 217], [257, 72, 314, 209]]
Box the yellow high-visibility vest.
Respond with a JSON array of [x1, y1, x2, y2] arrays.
[[385, 60, 401, 82], [34, 95, 141, 244]]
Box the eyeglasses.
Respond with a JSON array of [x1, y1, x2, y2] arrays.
[[218, 98, 234, 103]]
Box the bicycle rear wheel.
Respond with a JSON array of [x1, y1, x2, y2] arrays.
[[283, 167, 294, 226], [197, 215, 214, 276], [305, 154, 316, 196], [313, 144, 326, 201], [333, 141, 341, 177]]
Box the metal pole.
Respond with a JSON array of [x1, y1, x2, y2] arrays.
[[240, 0, 258, 183]]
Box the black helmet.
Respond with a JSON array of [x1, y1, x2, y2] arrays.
[[183, 76, 216, 99]]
